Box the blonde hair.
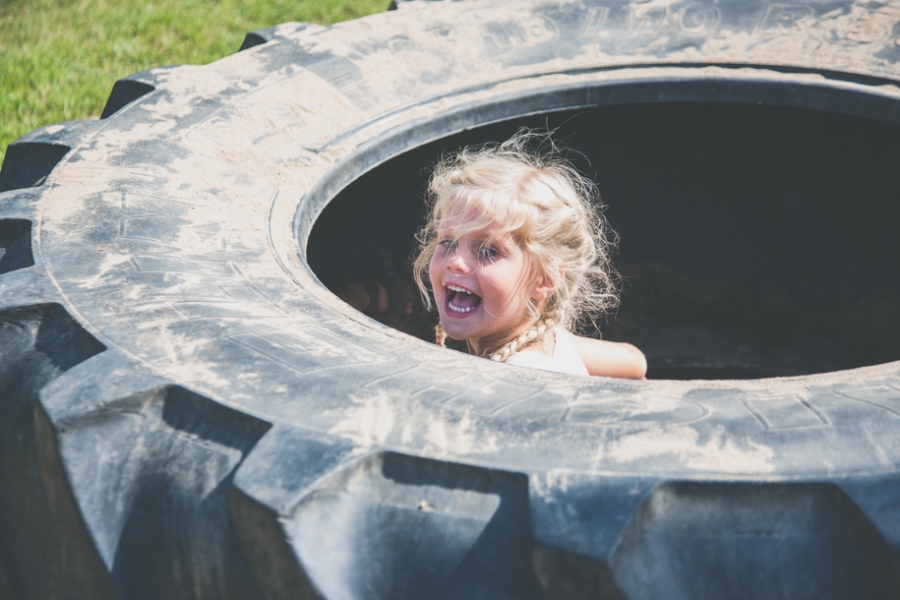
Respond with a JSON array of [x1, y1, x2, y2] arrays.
[[414, 130, 619, 361]]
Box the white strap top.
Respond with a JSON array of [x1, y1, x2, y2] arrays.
[[504, 327, 589, 376]]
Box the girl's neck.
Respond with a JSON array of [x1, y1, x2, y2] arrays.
[[465, 323, 527, 357], [466, 321, 554, 358]]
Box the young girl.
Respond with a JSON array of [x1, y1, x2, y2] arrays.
[[413, 132, 647, 379]]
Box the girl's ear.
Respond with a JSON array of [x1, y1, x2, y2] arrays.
[[531, 271, 558, 301]]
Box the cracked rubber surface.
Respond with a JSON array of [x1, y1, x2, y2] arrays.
[[2, 0, 900, 598]]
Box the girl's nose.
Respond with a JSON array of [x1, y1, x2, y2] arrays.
[[445, 247, 474, 273]]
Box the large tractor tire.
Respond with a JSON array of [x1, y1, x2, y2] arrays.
[[2, 0, 900, 598]]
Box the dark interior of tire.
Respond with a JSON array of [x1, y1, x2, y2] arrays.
[[308, 100, 900, 381]]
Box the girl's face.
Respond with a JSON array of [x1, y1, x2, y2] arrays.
[[429, 209, 552, 356]]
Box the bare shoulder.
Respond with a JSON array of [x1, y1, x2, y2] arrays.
[[566, 332, 647, 380]]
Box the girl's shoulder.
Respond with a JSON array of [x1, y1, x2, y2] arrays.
[[568, 333, 647, 379], [505, 327, 589, 376]]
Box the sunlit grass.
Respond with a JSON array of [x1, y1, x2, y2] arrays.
[[0, 0, 387, 162]]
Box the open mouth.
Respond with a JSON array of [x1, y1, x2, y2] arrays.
[[446, 285, 482, 314]]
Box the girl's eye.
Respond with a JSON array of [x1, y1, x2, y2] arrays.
[[439, 239, 457, 251], [478, 246, 498, 262]]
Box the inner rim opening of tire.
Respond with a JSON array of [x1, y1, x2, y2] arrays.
[[305, 74, 900, 381]]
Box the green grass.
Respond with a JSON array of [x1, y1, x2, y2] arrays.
[[0, 0, 387, 164]]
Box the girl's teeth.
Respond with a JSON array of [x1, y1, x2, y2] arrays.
[[448, 303, 474, 313], [446, 285, 479, 313]]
